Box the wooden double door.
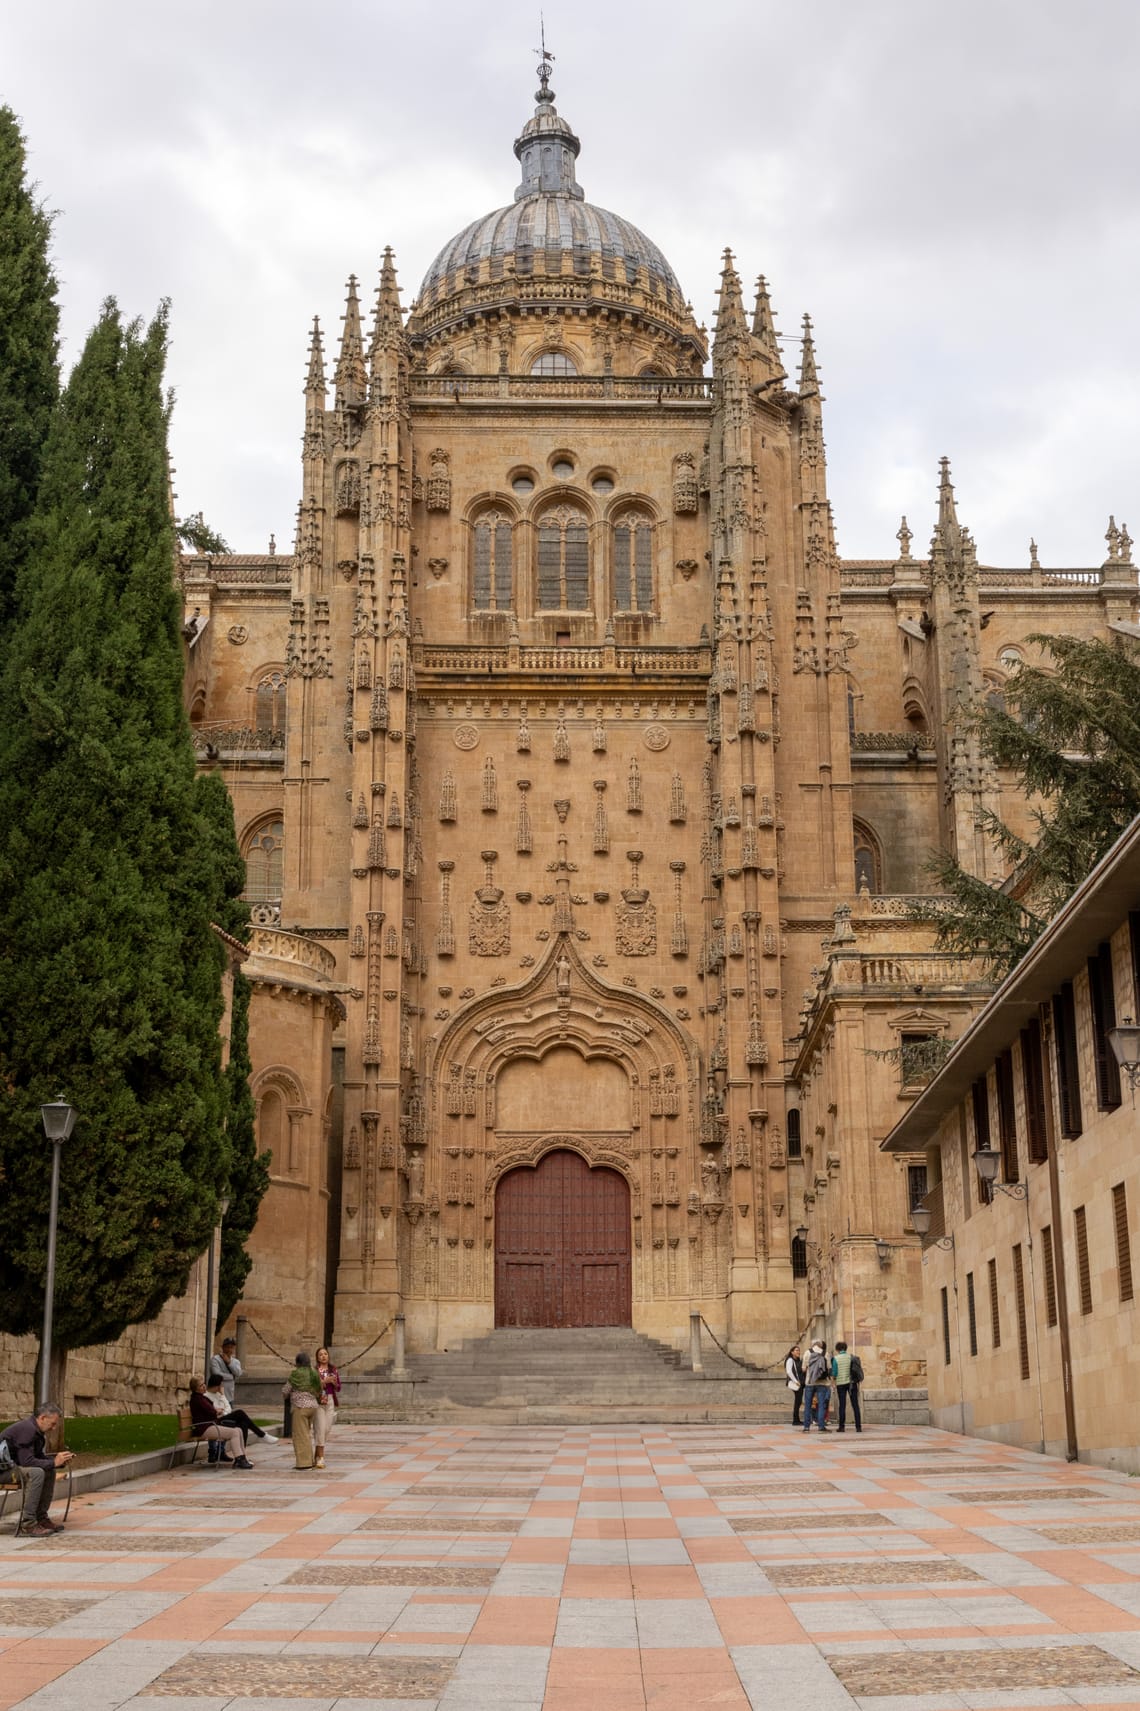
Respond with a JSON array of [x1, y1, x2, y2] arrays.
[[494, 1150, 632, 1328]]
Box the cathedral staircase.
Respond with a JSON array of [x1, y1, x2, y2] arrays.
[[325, 1327, 791, 1425]]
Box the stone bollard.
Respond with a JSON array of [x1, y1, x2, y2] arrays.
[[235, 1315, 248, 1366], [689, 1310, 703, 1374], [393, 1314, 408, 1379]]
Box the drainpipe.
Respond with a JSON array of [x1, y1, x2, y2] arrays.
[[1040, 1004, 1080, 1462]]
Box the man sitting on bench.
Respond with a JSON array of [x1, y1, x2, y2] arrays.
[[0, 1403, 74, 1536]]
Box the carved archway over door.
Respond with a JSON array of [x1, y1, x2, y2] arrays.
[[495, 1150, 631, 1328]]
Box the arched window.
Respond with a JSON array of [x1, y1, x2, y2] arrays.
[[791, 1235, 808, 1279], [472, 510, 513, 611], [243, 817, 284, 902], [536, 503, 590, 610], [255, 670, 286, 737], [612, 510, 654, 613], [531, 351, 577, 377], [853, 820, 882, 896]]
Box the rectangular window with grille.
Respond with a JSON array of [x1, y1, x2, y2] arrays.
[[941, 1286, 951, 1366], [1074, 1204, 1093, 1315], [1013, 1244, 1030, 1380], [1113, 1183, 1133, 1304], [786, 1110, 802, 1159], [1131, 913, 1140, 1015], [1088, 942, 1122, 1111], [1052, 983, 1083, 1138], [907, 1163, 928, 1215], [614, 526, 632, 611], [996, 1049, 1019, 1183], [966, 1271, 978, 1356], [564, 523, 589, 608], [791, 1234, 807, 1279], [1042, 1225, 1058, 1327], [1021, 1020, 1049, 1164], [988, 1256, 1001, 1349]]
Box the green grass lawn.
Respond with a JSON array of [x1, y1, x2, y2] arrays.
[[62, 1413, 179, 1456]]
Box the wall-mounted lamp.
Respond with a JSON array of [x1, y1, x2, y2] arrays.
[[874, 1237, 892, 1268], [794, 1223, 808, 1243], [973, 1146, 1027, 1200], [911, 1201, 954, 1255], [1108, 1015, 1140, 1104]]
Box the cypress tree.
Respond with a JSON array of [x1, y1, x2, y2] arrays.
[[0, 106, 59, 628], [0, 301, 241, 1377]]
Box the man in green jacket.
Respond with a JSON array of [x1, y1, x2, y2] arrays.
[[831, 1342, 863, 1433]]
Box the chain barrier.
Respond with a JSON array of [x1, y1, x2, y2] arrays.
[[243, 1318, 396, 1372], [697, 1315, 797, 1377]]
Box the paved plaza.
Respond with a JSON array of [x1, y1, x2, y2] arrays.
[[4, 1423, 1140, 1709]]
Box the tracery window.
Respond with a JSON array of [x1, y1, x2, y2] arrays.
[[472, 510, 513, 611], [612, 510, 654, 613], [536, 503, 590, 610], [853, 819, 882, 895], [255, 670, 286, 737], [243, 817, 284, 903], [531, 351, 577, 377]]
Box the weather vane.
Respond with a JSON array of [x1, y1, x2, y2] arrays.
[[534, 16, 554, 91]]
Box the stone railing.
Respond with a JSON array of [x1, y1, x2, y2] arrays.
[[182, 556, 293, 585], [851, 731, 936, 753], [193, 724, 286, 754], [415, 642, 708, 675], [247, 927, 337, 985], [859, 954, 979, 989], [860, 894, 953, 918], [410, 374, 712, 403]]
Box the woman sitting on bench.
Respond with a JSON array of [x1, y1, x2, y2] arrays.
[[188, 1377, 252, 1468]]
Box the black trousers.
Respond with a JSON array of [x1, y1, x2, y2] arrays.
[[791, 1387, 802, 1425], [837, 1383, 862, 1431]]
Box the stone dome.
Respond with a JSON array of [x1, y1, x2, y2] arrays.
[[413, 64, 690, 324]]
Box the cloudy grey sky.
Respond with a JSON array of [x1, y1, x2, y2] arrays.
[[7, 1, 1138, 564]]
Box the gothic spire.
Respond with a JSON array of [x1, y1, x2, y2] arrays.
[[714, 249, 749, 347], [370, 248, 405, 361], [751, 274, 776, 347], [798, 313, 820, 396], [305, 315, 325, 397], [334, 275, 367, 410]]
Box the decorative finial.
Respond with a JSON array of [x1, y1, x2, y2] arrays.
[[896, 516, 912, 561], [534, 17, 555, 101], [1029, 537, 1039, 569], [1106, 515, 1121, 562]]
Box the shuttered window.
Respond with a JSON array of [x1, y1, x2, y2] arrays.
[[972, 1077, 994, 1203], [988, 1256, 1001, 1349], [1042, 1225, 1058, 1327], [1013, 1244, 1030, 1380], [1074, 1205, 1093, 1315], [1113, 1183, 1134, 1304], [472, 514, 513, 610], [613, 514, 654, 612], [1088, 943, 1122, 1111], [941, 1287, 952, 1366], [1021, 1020, 1049, 1164], [966, 1271, 978, 1356], [536, 504, 590, 609], [996, 1050, 1019, 1183], [1052, 984, 1083, 1139]]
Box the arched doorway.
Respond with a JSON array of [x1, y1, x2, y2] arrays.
[[495, 1150, 631, 1328]]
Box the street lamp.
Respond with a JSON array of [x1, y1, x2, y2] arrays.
[[203, 1192, 231, 1381], [1108, 1016, 1140, 1104], [875, 1237, 893, 1268], [910, 1203, 954, 1255], [973, 1146, 1028, 1200], [39, 1100, 76, 1410]]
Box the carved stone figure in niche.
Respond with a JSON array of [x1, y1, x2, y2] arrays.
[[701, 1153, 723, 1201], [335, 461, 361, 514], [673, 452, 699, 514], [405, 1148, 425, 1200], [469, 850, 510, 956], [426, 448, 451, 512], [616, 851, 656, 956], [556, 949, 571, 994]]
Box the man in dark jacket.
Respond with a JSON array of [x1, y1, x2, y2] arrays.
[[0, 1405, 74, 1535]]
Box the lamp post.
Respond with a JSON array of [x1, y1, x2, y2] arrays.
[[39, 1100, 76, 1410], [910, 1203, 955, 1253], [972, 1145, 1027, 1201], [1108, 1016, 1140, 1104], [203, 1193, 231, 1381]]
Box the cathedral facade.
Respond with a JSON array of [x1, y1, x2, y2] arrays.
[[182, 67, 1138, 1383]]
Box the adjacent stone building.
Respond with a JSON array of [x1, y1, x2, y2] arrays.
[[181, 63, 1139, 1384], [882, 813, 1140, 1470]]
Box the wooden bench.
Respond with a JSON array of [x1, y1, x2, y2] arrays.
[[170, 1403, 223, 1471]]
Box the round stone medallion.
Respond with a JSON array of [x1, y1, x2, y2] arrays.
[[454, 723, 480, 750], [643, 723, 670, 751]]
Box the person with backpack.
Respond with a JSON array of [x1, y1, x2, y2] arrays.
[[801, 1342, 831, 1431], [831, 1341, 863, 1433]]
